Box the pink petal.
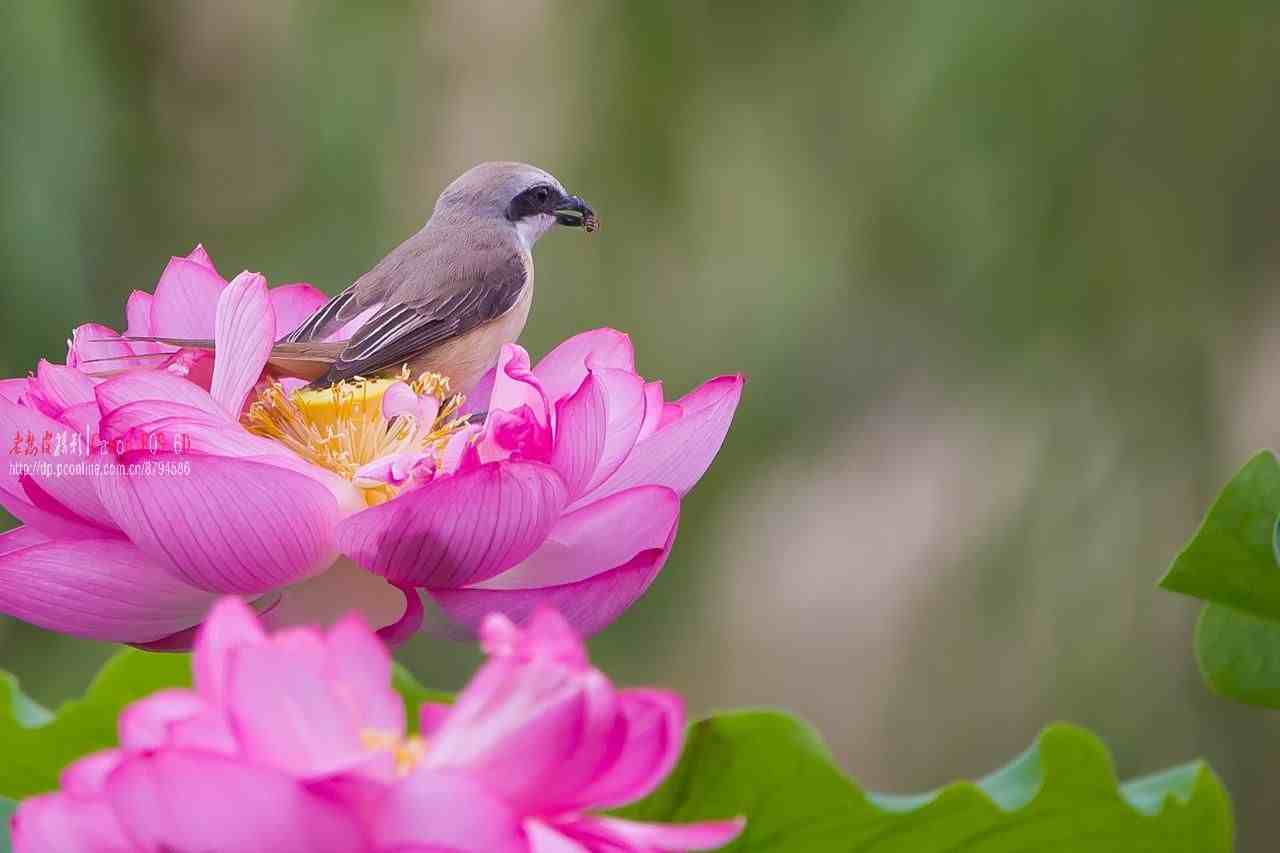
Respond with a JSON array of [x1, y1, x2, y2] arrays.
[[370, 768, 525, 853], [124, 289, 154, 335], [162, 348, 216, 390], [19, 474, 118, 537], [427, 611, 617, 813], [337, 461, 567, 588], [636, 381, 665, 443], [525, 820, 593, 853], [381, 381, 420, 420], [376, 585, 425, 646], [578, 374, 743, 508], [32, 360, 97, 412], [489, 345, 549, 427], [0, 377, 27, 404], [96, 399, 363, 512], [477, 407, 552, 464], [561, 815, 746, 852], [125, 290, 166, 355], [270, 283, 330, 336], [676, 373, 741, 414], [193, 596, 267, 705], [419, 702, 451, 738], [432, 525, 675, 637], [426, 654, 621, 816], [0, 397, 117, 529], [414, 395, 441, 426], [129, 623, 204, 653], [96, 453, 339, 594], [353, 452, 435, 489], [94, 369, 226, 421], [440, 423, 483, 475], [260, 557, 420, 635], [98, 399, 244, 449], [477, 486, 679, 590], [379, 384, 441, 432], [573, 689, 684, 808], [61, 751, 126, 796], [327, 612, 404, 731], [533, 328, 636, 402], [580, 368, 647, 494], [150, 255, 228, 339], [0, 524, 48, 557], [211, 271, 275, 417], [186, 243, 220, 274], [0, 538, 216, 642], [0, 481, 107, 542], [11, 791, 132, 853], [117, 688, 236, 754], [478, 609, 591, 670], [223, 628, 386, 777], [117, 688, 205, 748], [18, 380, 57, 421], [107, 750, 367, 853], [57, 401, 101, 434], [67, 324, 148, 376], [549, 372, 607, 498], [657, 402, 683, 430]]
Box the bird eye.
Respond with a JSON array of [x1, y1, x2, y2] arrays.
[[534, 186, 550, 204]]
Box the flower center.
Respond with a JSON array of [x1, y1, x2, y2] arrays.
[[243, 369, 467, 504], [360, 728, 427, 777]]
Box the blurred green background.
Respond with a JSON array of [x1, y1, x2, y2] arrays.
[[3, 1, 1279, 847]]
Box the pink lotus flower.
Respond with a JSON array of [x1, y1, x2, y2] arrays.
[[10, 598, 745, 852], [0, 246, 743, 645], [379, 608, 744, 852]]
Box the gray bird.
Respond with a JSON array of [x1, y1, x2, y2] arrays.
[[119, 162, 597, 393]]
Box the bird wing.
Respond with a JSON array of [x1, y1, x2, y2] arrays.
[[101, 222, 530, 386], [280, 224, 441, 345], [280, 286, 366, 344], [281, 277, 385, 344], [313, 240, 530, 386]]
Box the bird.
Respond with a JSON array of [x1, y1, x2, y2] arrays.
[[111, 161, 597, 393]]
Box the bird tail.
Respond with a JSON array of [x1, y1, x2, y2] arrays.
[[264, 341, 344, 381], [79, 336, 343, 381], [109, 335, 217, 349]]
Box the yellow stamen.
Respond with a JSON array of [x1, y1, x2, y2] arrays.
[[360, 728, 428, 776], [243, 367, 468, 504]]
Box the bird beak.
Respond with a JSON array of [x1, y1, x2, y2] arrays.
[[554, 195, 599, 233]]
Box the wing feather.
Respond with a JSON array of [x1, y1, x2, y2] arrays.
[[311, 249, 528, 386], [281, 289, 358, 343]]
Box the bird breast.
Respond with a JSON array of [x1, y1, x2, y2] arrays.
[[408, 278, 534, 395]]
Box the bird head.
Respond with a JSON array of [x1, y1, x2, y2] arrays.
[[434, 162, 598, 248]]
